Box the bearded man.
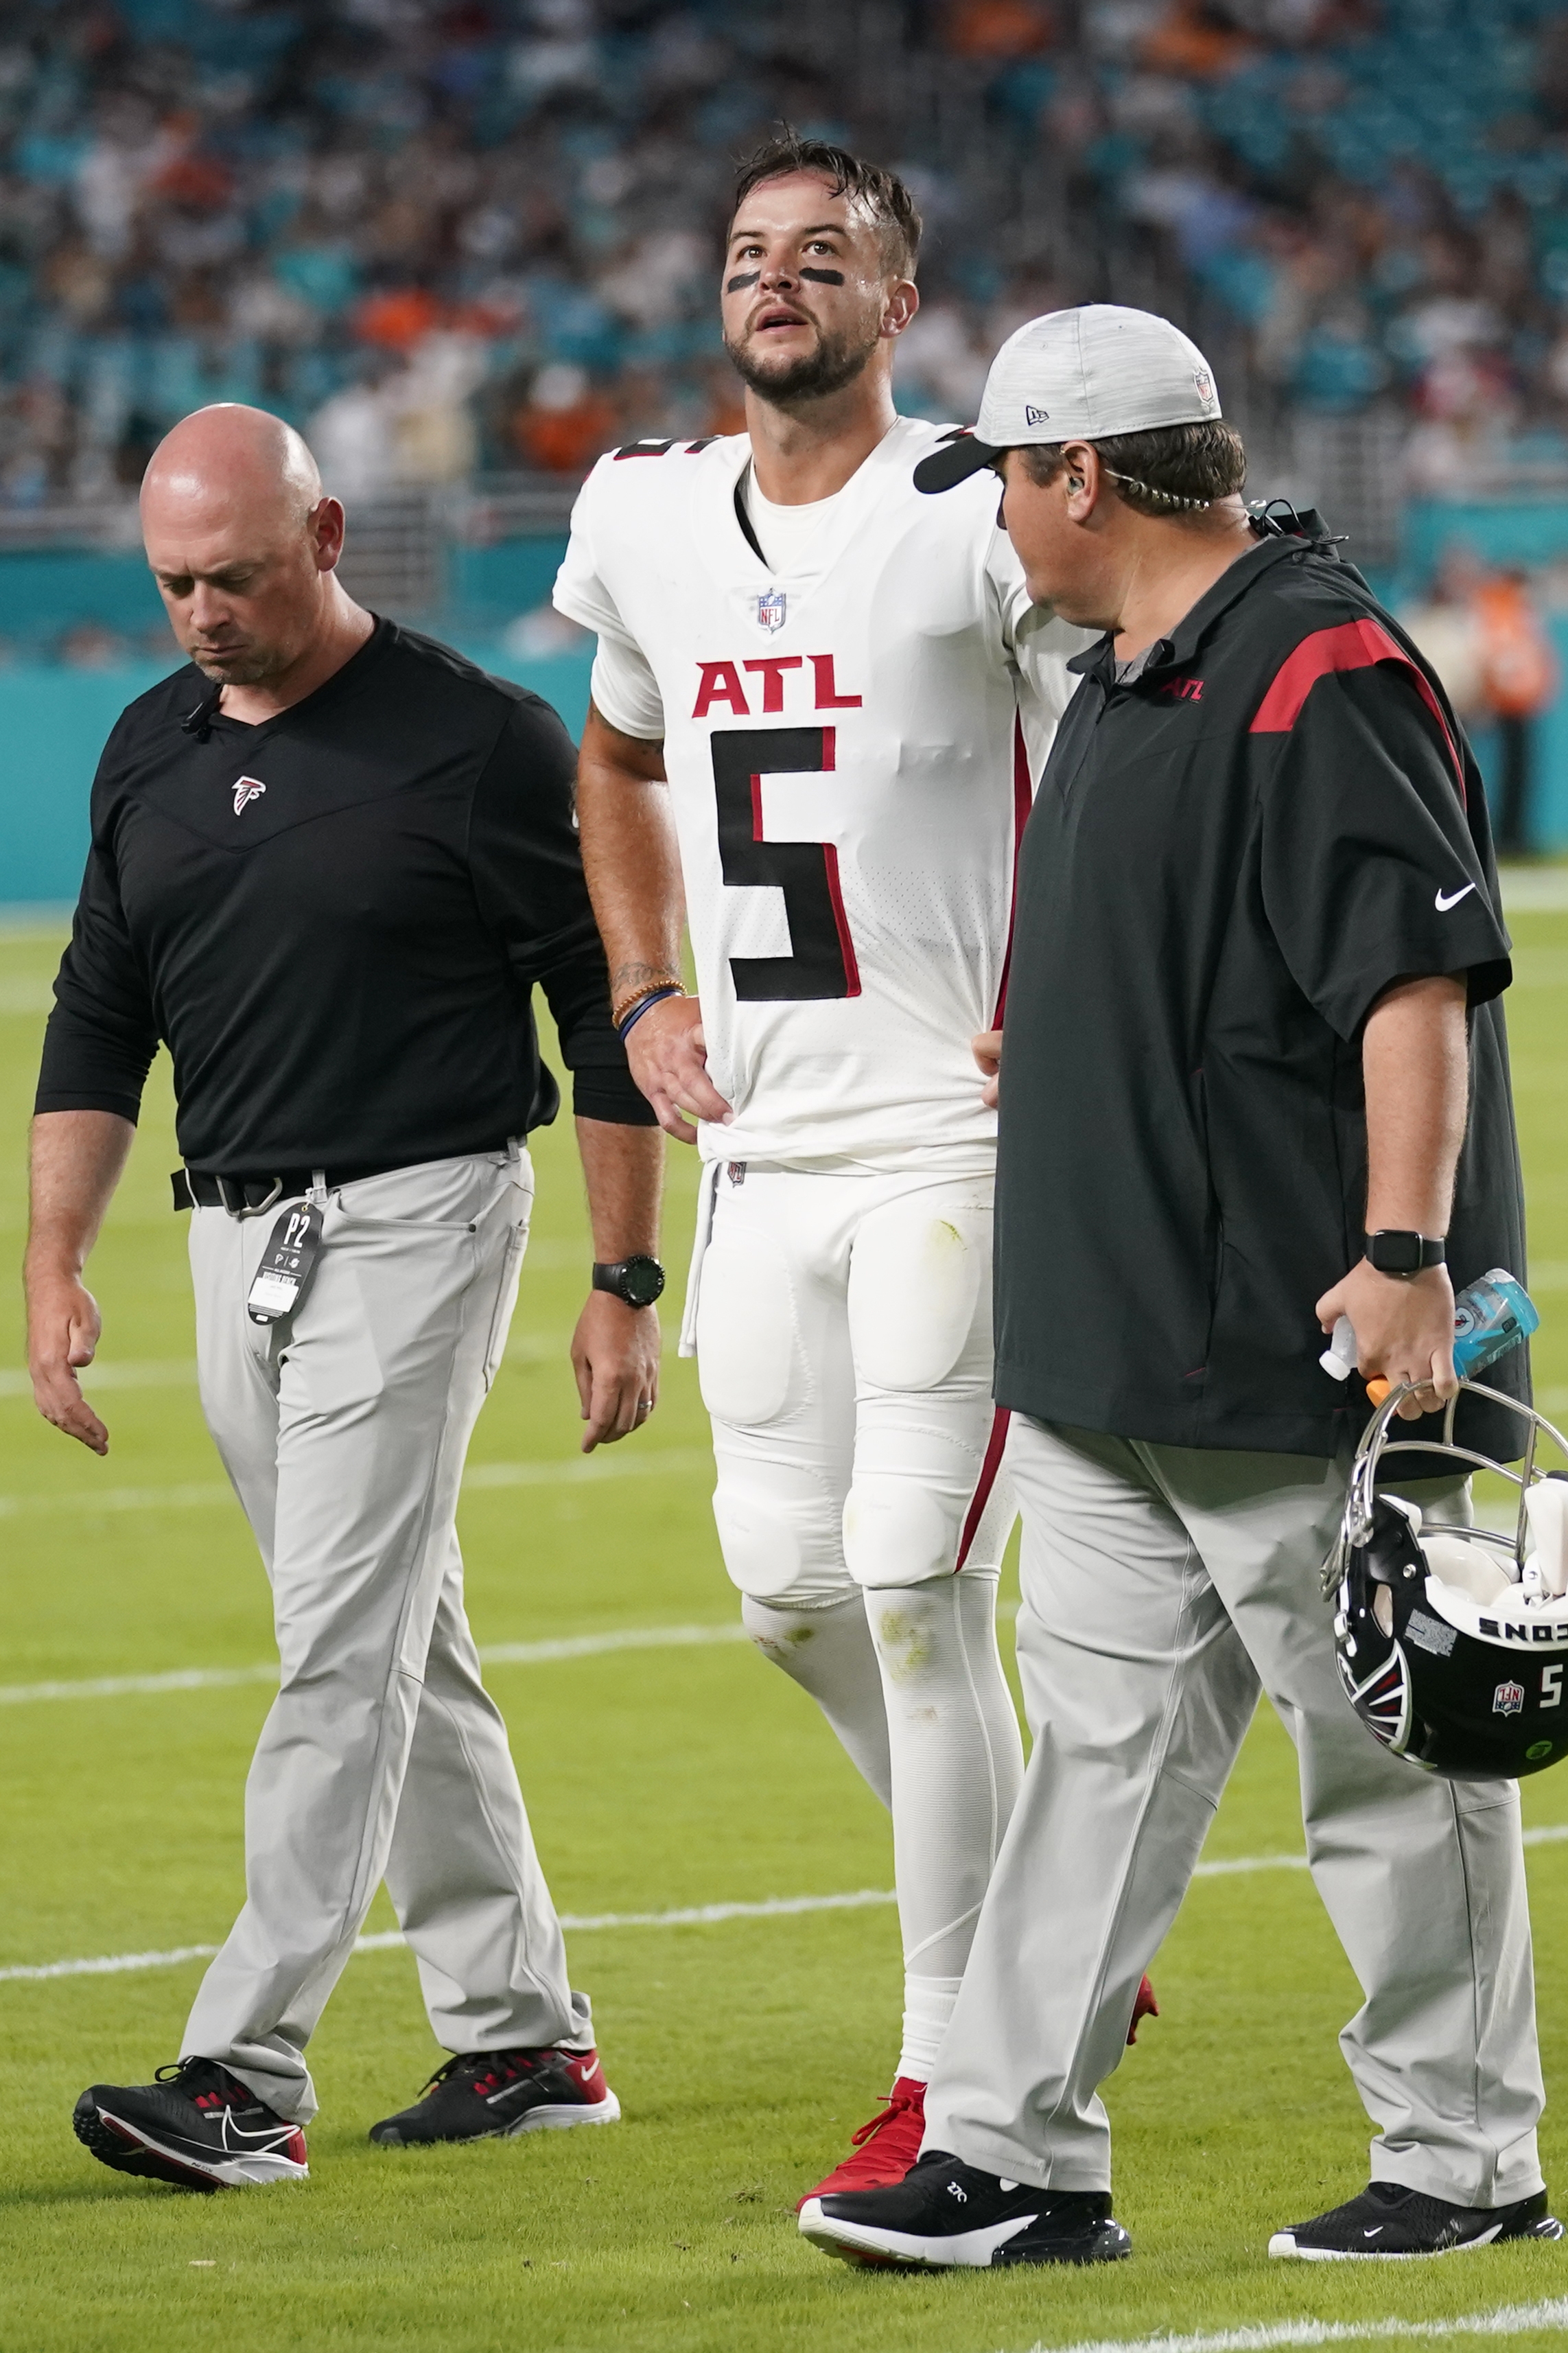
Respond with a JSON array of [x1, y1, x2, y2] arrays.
[[555, 132, 1152, 2199]]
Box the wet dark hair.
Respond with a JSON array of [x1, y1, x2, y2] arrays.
[[731, 128, 921, 279], [1021, 420, 1246, 515]]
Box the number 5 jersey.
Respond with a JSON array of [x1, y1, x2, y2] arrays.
[[553, 415, 1092, 1172]]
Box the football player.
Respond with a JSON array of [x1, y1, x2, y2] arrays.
[[557, 132, 1148, 2197]]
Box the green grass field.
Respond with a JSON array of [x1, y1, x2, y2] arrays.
[[4, 902, 1568, 2353]]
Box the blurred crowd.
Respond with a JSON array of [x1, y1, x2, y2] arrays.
[[1070, 0, 1568, 496], [0, 0, 1566, 509], [1401, 550, 1559, 848]]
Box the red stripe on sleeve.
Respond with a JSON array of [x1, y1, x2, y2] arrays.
[[1249, 617, 1465, 802]]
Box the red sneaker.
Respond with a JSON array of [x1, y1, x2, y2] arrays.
[[1128, 1975, 1158, 2044], [797, 2076, 927, 2208]]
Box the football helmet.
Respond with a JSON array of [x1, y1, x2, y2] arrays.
[[1326, 1378, 1568, 1780]]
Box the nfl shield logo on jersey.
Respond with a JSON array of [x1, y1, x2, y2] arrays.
[[755, 589, 786, 633], [1493, 1679, 1525, 1717]]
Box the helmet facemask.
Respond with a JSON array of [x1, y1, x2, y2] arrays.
[[1329, 1381, 1568, 1781]]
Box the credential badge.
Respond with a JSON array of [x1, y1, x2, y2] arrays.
[[233, 776, 266, 816], [755, 589, 786, 634]]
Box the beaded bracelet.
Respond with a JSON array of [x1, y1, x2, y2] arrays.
[[616, 983, 685, 1044], [611, 972, 683, 1026]]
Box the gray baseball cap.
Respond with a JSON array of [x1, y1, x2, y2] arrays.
[[913, 303, 1222, 494]]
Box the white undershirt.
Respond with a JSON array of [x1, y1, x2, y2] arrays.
[[741, 467, 847, 571]]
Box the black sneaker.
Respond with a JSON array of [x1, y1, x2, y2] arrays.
[[1270, 2179, 1563, 2260], [368, 2045, 620, 2145], [73, 2058, 309, 2191], [799, 2148, 1132, 2269]]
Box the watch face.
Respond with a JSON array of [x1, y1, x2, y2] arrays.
[[1369, 1232, 1424, 1276], [620, 1255, 666, 1309]]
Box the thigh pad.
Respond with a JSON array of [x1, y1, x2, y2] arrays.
[[695, 1227, 801, 1430], [847, 1190, 991, 1395]]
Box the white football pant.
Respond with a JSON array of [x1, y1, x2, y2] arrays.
[[180, 1146, 591, 2125], [692, 1161, 1025, 2067]]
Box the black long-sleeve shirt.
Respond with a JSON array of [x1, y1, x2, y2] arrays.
[[35, 618, 654, 1171]]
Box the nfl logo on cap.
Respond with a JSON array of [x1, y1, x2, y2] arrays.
[[755, 589, 786, 633], [1493, 1680, 1525, 1717]]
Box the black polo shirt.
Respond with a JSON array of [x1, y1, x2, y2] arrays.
[[35, 618, 654, 1172], [994, 529, 1526, 1461]]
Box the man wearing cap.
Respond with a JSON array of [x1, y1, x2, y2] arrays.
[[799, 305, 1554, 2269]]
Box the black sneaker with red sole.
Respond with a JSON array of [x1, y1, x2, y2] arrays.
[[73, 2057, 309, 2191], [368, 2045, 620, 2145]]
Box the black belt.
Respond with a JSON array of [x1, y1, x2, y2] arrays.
[[174, 1157, 420, 1214]]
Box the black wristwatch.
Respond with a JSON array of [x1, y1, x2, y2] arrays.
[[592, 1254, 666, 1309], [1364, 1230, 1447, 1278]]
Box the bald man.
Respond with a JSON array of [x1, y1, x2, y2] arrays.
[[29, 404, 666, 2189]]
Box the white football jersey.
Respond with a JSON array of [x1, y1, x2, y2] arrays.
[[554, 415, 1091, 1170]]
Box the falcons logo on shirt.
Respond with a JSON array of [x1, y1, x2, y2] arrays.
[[233, 777, 266, 815]]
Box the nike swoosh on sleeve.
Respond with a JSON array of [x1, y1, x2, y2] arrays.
[[1435, 883, 1477, 912]]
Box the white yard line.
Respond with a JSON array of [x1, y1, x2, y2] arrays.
[[0, 1479, 240, 1518], [464, 1446, 712, 1492], [0, 1890, 900, 1983], [0, 1619, 751, 1706], [480, 1621, 747, 1667], [0, 1332, 574, 1399], [0, 1444, 713, 1518], [1015, 2297, 1568, 2353], [9, 1835, 1568, 1990], [0, 1662, 282, 1705], [0, 1359, 196, 1396]]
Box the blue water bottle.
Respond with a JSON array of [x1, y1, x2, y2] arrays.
[[1320, 1267, 1538, 1386], [1451, 1268, 1539, 1379]]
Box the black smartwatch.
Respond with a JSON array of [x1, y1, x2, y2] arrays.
[[592, 1254, 666, 1309], [1364, 1230, 1447, 1278]]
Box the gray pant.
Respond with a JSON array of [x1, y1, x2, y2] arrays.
[[926, 1416, 1545, 2206], [180, 1146, 590, 2125]]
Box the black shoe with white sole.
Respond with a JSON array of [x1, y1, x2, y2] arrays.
[[73, 2057, 309, 2191], [1270, 2179, 1563, 2260], [799, 2148, 1132, 2269], [368, 2045, 620, 2145]]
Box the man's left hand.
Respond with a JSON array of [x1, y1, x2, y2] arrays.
[[1316, 1260, 1457, 1422], [571, 1291, 662, 1450]]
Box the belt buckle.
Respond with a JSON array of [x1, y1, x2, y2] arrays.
[[215, 1174, 283, 1220]]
